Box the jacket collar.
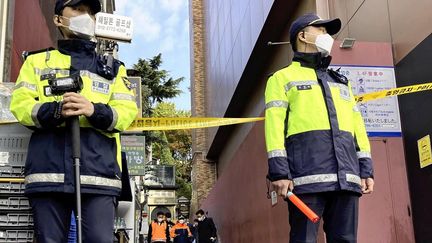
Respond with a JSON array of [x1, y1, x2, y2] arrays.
[[292, 52, 332, 70], [153, 220, 166, 225], [58, 39, 97, 56]]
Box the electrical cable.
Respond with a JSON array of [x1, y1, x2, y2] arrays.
[[335, 0, 367, 39]]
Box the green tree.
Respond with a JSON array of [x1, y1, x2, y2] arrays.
[[131, 53, 184, 163], [133, 53, 183, 117], [153, 103, 192, 162], [152, 131, 175, 164], [131, 54, 191, 199], [153, 102, 192, 199]]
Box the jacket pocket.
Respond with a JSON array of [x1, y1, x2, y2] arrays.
[[287, 131, 336, 177], [80, 129, 119, 178], [338, 131, 360, 175], [286, 136, 303, 176], [25, 130, 66, 175]]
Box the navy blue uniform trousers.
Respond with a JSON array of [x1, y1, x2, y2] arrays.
[[29, 193, 116, 243], [288, 191, 359, 243]]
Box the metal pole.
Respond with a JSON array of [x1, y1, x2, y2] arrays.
[[69, 116, 82, 243], [267, 41, 291, 46]]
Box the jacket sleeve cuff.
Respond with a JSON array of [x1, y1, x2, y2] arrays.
[[36, 102, 65, 129], [87, 103, 115, 131], [268, 157, 291, 181], [359, 157, 374, 178]]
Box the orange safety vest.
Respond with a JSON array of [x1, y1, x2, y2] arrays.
[[170, 223, 192, 238], [151, 221, 168, 242]]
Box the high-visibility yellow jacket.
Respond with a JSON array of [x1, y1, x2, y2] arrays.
[[10, 39, 138, 196], [264, 52, 373, 194]]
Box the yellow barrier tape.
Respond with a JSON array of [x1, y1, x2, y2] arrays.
[[0, 178, 25, 183], [355, 82, 432, 103], [2, 83, 431, 130], [127, 117, 265, 131]]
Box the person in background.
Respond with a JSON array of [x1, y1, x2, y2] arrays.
[[165, 212, 175, 229], [196, 209, 217, 243], [170, 215, 193, 243], [148, 212, 170, 243], [190, 219, 199, 243]]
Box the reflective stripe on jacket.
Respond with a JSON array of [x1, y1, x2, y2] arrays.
[[10, 39, 138, 195], [264, 52, 373, 194]]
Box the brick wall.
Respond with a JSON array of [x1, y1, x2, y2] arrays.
[[189, 0, 216, 215]]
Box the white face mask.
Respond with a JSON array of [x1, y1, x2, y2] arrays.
[[61, 13, 95, 39], [157, 218, 163, 223], [303, 32, 334, 57], [314, 33, 334, 57], [179, 220, 185, 224], [198, 216, 204, 221]]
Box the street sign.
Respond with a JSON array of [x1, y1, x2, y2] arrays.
[[144, 165, 175, 187], [330, 65, 402, 137], [95, 12, 133, 42], [121, 135, 145, 176], [147, 190, 176, 205]]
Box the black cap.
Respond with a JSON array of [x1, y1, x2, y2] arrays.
[[289, 13, 341, 50], [178, 215, 185, 220], [55, 0, 101, 15]]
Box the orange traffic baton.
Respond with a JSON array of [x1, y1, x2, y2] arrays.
[[287, 191, 320, 223]]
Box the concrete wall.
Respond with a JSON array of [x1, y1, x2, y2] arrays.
[[329, 0, 432, 64]]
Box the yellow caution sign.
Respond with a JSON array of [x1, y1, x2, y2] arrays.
[[355, 82, 432, 103], [418, 135, 432, 169], [127, 117, 265, 131]]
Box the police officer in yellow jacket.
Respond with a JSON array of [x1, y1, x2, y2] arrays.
[[265, 13, 374, 243], [10, 0, 137, 242]]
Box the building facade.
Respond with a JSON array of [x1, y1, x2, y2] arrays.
[[0, 0, 59, 84], [190, 0, 432, 242]]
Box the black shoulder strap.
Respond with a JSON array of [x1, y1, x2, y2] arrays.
[[328, 68, 349, 85], [22, 47, 55, 61]]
